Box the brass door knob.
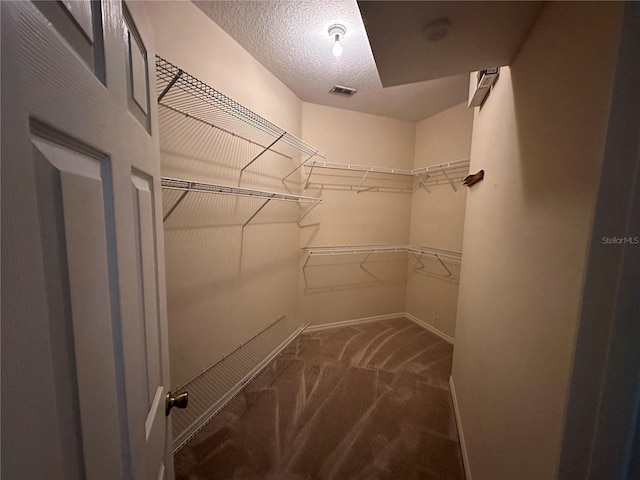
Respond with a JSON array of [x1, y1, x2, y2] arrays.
[[165, 391, 189, 416]]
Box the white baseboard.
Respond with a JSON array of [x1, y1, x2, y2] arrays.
[[450, 375, 472, 480], [403, 312, 454, 344], [304, 313, 405, 332], [305, 312, 455, 345]]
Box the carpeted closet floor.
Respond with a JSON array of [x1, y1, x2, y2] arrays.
[[175, 317, 466, 480]]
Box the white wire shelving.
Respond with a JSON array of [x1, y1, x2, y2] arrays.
[[156, 56, 325, 175], [302, 158, 470, 193], [302, 244, 462, 277], [161, 177, 322, 226]]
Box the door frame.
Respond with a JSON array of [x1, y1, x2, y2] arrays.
[[559, 2, 640, 479]]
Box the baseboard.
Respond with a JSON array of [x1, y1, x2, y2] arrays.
[[450, 375, 472, 480], [305, 312, 455, 345], [172, 320, 307, 453], [304, 312, 405, 332], [403, 312, 454, 344]]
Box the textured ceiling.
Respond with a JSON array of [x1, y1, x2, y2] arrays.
[[359, 1, 544, 87], [194, 0, 469, 122]]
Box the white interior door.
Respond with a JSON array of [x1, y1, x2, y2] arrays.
[[1, 1, 174, 478]]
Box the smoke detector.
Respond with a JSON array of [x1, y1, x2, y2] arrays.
[[423, 18, 451, 42]]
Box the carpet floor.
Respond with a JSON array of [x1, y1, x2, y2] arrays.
[[175, 317, 466, 480]]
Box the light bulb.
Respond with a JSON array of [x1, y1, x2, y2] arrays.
[[328, 24, 346, 57], [332, 35, 343, 57]]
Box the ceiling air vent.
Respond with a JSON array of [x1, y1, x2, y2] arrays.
[[330, 85, 357, 96]]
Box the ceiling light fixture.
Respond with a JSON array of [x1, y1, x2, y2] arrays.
[[328, 24, 346, 57]]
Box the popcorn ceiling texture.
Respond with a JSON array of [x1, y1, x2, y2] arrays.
[[194, 0, 468, 122]]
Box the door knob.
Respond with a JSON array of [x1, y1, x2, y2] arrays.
[[165, 391, 189, 416]]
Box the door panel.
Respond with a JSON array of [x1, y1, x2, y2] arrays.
[[1, 1, 173, 478], [132, 173, 168, 480], [33, 0, 106, 80], [32, 133, 123, 479]]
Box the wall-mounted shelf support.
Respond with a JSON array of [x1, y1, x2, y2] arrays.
[[163, 190, 189, 223], [298, 201, 320, 223], [356, 170, 370, 193], [157, 68, 183, 103], [410, 251, 452, 276], [442, 169, 457, 192], [413, 173, 431, 193], [241, 133, 286, 174], [282, 150, 319, 182], [242, 199, 271, 228], [161, 177, 322, 223], [304, 164, 316, 189]]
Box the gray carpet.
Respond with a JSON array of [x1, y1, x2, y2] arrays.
[[175, 317, 466, 480]]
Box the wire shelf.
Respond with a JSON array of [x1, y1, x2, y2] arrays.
[[161, 177, 322, 224], [304, 244, 461, 260], [156, 56, 325, 164], [303, 159, 471, 193], [302, 244, 462, 277]]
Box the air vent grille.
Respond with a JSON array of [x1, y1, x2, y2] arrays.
[[330, 85, 357, 96]]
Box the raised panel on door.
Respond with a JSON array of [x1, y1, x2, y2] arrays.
[[132, 172, 168, 480], [30, 127, 123, 479]]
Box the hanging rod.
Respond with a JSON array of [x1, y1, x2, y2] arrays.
[[161, 177, 322, 223], [156, 56, 325, 164]]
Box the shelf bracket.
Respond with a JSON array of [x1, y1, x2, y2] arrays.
[[355, 170, 371, 193], [241, 133, 286, 174], [434, 254, 453, 276], [442, 170, 457, 193], [359, 253, 379, 281], [304, 164, 315, 189], [412, 252, 452, 277], [414, 174, 431, 193], [157, 69, 183, 103], [302, 251, 312, 271], [242, 199, 271, 228], [163, 189, 190, 223], [282, 150, 318, 182], [411, 252, 426, 270], [298, 201, 320, 223]]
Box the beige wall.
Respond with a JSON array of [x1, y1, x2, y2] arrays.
[[405, 102, 473, 337], [299, 103, 415, 324], [452, 2, 623, 479], [144, 1, 304, 387]]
